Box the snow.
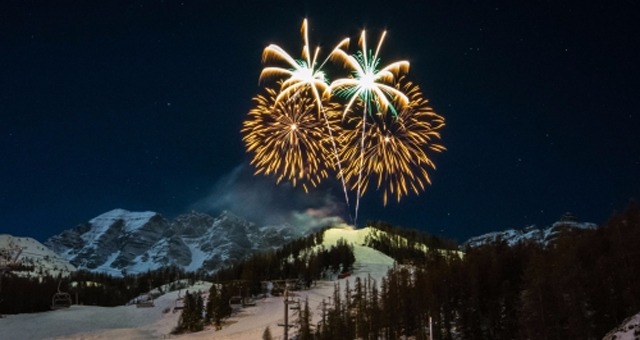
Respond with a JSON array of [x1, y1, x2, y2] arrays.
[[83, 209, 157, 242], [463, 220, 599, 248], [93, 251, 121, 273], [1, 281, 212, 340], [0, 234, 76, 277], [184, 242, 208, 272], [0, 226, 396, 339], [602, 311, 640, 340]]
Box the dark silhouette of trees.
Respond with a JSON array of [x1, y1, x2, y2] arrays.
[[173, 290, 205, 333], [4, 201, 640, 339], [262, 326, 273, 340], [0, 265, 195, 314], [204, 283, 231, 329], [318, 201, 640, 340], [297, 297, 313, 340], [211, 230, 355, 292]]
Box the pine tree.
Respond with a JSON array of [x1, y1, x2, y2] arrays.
[[368, 276, 382, 339], [204, 284, 217, 324], [174, 291, 204, 333], [322, 282, 344, 340], [298, 297, 313, 340], [352, 276, 368, 338], [262, 326, 273, 340], [205, 283, 232, 330]]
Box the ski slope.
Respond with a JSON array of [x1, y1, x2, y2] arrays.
[[0, 226, 395, 340]]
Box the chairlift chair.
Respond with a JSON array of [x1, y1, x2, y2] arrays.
[[51, 280, 72, 310], [172, 297, 185, 313], [242, 296, 256, 307], [229, 296, 243, 310], [51, 291, 72, 309]]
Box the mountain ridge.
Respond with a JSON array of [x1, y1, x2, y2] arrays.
[[45, 209, 315, 276], [41, 209, 600, 276], [462, 213, 598, 248]]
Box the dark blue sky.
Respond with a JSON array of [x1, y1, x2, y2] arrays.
[[1, 1, 638, 243]]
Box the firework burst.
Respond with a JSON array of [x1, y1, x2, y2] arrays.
[[333, 78, 446, 205], [242, 19, 446, 225], [325, 28, 410, 224], [242, 87, 335, 192], [326, 29, 410, 119], [260, 19, 349, 114], [259, 18, 352, 206]]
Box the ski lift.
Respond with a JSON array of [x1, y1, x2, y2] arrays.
[[172, 297, 184, 313], [270, 286, 283, 296], [51, 280, 72, 310], [136, 296, 155, 308], [229, 296, 243, 310], [242, 297, 256, 307]]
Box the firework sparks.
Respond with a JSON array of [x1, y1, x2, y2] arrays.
[[242, 87, 335, 193], [242, 20, 446, 225], [325, 28, 410, 225], [333, 78, 445, 205], [326, 29, 410, 119], [260, 19, 349, 114], [259, 18, 352, 208]]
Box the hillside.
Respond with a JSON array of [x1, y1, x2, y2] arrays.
[[0, 225, 396, 339], [0, 234, 75, 278], [603, 312, 640, 340], [3, 206, 639, 339]]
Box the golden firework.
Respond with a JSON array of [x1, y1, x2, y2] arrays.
[[333, 78, 445, 205], [260, 18, 349, 115], [325, 28, 410, 222], [259, 18, 352, 206], [242, 19, 446, 223], [241, 87, 336, 192]]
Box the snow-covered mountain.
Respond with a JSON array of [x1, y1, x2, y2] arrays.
[[2, 225, 397, 339], [462, 213, 598, 248], [45, 209, 311, 275], [0, 234, 76, 278]]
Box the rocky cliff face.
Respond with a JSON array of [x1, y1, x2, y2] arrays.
[[45, 209, 309, 276]]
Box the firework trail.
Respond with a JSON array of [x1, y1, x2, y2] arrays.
[[242, 19, 445, 227], [259, 19, 352, 213], [326, 29, 410, 226], [331, 78, 445, 206]]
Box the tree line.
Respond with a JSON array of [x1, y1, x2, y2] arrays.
[[173, 228, 358, 334], [0, 265, 198, 314], [211, 228, 356, 296], [6, 202, 639, 339], [1, 226, 356, 320], [312, 201, 640, 339]]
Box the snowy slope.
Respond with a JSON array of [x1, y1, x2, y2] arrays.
[[0, 225, 395, 340], [84, 209, 159, 241], [1, 281, 212, 340], [323, 224, 396, 270], [602, 311, 640, 340], [0, 234, 76, 278]]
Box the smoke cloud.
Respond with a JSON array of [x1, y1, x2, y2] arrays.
[[190, 164, 347, 232]]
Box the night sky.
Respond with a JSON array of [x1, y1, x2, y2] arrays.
[[1, 1, 639, 243]]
